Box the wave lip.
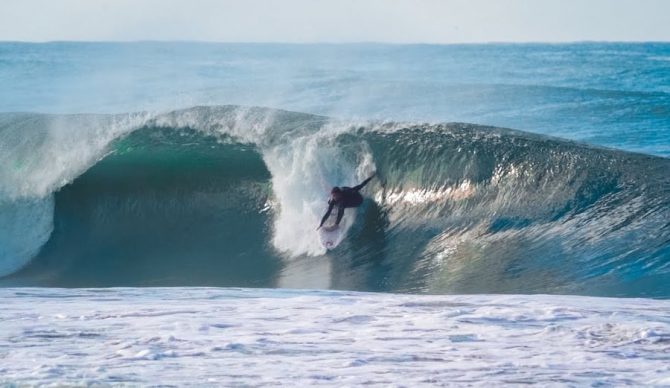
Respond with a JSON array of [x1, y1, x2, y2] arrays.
[[1, 106, 669, 297]]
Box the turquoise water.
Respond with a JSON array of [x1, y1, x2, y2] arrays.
[[0, 43, 668, 296]]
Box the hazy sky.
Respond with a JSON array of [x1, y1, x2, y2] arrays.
[[1, 0, 669, 43]]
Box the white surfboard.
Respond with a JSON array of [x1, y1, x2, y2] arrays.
[[318, 212, 347, 250]]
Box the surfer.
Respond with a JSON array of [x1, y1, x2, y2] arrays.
[[317, 174, 375, 230]]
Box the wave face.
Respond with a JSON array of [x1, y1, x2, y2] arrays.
[[1, 106, 669, 297]]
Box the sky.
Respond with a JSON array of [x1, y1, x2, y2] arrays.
[[1, 0, 669, 43]]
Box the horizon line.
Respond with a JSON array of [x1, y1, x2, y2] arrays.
[[1, 39, 669, 45]]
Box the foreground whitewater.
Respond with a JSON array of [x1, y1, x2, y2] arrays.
[[1, 288, 669, 386]]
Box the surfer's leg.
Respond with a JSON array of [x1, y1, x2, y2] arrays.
[[335, 205, 345, 225]]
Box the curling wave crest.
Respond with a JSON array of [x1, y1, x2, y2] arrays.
[[1, 106, 668, 297]]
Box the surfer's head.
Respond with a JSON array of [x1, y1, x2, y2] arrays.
[[331, 187, 342, 201]]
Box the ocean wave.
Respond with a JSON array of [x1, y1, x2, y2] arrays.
[[1, 106, 669, 297]]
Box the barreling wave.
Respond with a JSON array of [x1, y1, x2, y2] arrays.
[[1, 106, 669, 297]]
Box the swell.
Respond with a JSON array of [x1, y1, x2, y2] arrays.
[[475, 83, 670, 99], [1, 106, 669, 297]]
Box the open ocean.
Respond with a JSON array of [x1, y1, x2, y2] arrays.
[[1, 42, 669, 385]]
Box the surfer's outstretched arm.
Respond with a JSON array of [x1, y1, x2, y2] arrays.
[[318, 201, 335, 228], [352, 173, 375, 191]]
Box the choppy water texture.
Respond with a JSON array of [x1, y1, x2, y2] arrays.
[[1, 288, 669, 386], [0, 43, 669, 297]]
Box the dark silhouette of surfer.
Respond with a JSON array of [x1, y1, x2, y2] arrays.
[[318, 174, 375, 230]]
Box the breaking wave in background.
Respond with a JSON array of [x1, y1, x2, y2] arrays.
[[1, 105, 668, 297]]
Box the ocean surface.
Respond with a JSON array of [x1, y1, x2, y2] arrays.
[[2, 288, 669, 386], [1, 42, 669, 384]]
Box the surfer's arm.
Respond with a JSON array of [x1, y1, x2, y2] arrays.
[[352, 173, 375, 191], [335, 204, 345, 226], [318, 201, 335, 228]]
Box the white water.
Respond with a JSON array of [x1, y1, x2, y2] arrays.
[[153, 107, 377, 256], [0, 113, 145, 201], [265, 127, 375, 256], [1, 288, 669, 386]]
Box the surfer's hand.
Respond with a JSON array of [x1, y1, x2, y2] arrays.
[[316, 226, 321, 230]]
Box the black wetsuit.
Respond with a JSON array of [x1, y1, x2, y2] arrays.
[[319, 176, 374, 228]]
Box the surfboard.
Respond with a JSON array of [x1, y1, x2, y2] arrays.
[[318, 212, 347, 250]]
